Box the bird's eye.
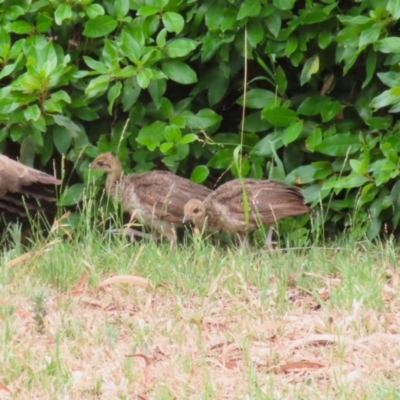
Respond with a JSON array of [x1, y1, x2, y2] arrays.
[[193, 207, 199, 213], [97, 161, 104, 166]]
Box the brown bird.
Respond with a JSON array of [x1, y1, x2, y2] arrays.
[[183, 178, 309, 248], [0, 154, 61, 216], [90, 152, 212, 248]]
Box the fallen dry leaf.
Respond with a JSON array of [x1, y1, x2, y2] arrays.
[[6, 252, 32, 268], [0, 379, 10, 393], [98, 275, 149, 288], [320, 74, 334, 95], [70, 267, 90, 296], [280, 361, 324, 372]]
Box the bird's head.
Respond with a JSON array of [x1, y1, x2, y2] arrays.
[[183, 199, 206, 226], [89, 152, 120, 173]]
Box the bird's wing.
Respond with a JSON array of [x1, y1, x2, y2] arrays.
[[210, 179, 309, 224], [124, 171, 211, 224], [0, 154, 61, 196]]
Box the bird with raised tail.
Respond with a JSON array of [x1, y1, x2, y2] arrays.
[[90, 152, 212, 248], [183, 178, 309, 249], [0, 154, 61, 216]]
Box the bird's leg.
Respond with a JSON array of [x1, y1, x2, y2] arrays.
[[237, 233, 250, 248], [168, 228, 178, 251], [159, 224, 177, 250], [265, 225, 276, 250], [110, 228, 156, 240]]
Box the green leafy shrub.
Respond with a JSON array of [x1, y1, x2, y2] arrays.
[[1, 0, 400, 239]]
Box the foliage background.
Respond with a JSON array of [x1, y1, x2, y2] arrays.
[[1, 0, 400, 239]]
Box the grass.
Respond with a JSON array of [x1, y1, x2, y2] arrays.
[[1, 219, 400, 399]]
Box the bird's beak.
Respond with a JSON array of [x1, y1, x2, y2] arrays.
[[182, 213, 189, 223], [88, 163, 93, 168]]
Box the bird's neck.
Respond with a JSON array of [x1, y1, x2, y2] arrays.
[[194, 214, 207, 232], [105, 164, 123, 197]]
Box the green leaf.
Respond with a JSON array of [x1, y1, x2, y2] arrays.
[[318, 30, 332, 49], [275, 66, 287, 94], [162, 12, 184, 33], [24, 104, 41, 121], [237, 0, 261, 20], [43, 98, 63, 113], [183, 109, 222, 129], [156, 28, 167, 47], [7, 21, 32, 34], [53, 114, 82, 138], [262, 106, 297, 127], [285, 36, 298, 56], [237, 89, 276, 109], [136, 121, 166, 151], [160, 97, 174, 117], [0, 28, 10, 58], [53, 127, 72, 154], [208, 69, 229, 106], [265, 12, 281, 38], [58, 184, 85, 206], [329, 174, 370, 190], [4, 5, 25, 21], [243, 112, 271, 132], [120, 30, 142, 62], [359, 23, 381, 48], [376, 37, 400, 53], [350, 159, 367, 175], [190, 165, 209, 183], [73, 107, 99, 122], [179, 133, 197, 144], [286, 165, 317, 184], [297, 95, 329, 115], [387, 0, 400, 19], [86, 4, 105, 19], [370, 90, 400, 109], [207, 148, 234, 169], [114, 0, 130, 19], [321, 100, 341, 122], [162, 61, 197, 84], [273, 0, 295, 10], [137, 68, 153, 88], [137, 6, 159, 16], [300, 55, 319, 85], [35, 13, 52, 33], [164, 38, 198, 58], [312, 161, 333, 179], [231, 155, 250, 178], [54, 4, 72, 25], [83, 15, 118, 38], [251, 133, 283, 157], [148, 80, 166, 108], [51, 90, 71, 103], [201, 32, 222, 62], [303, 183, 325, 204], [107, 82, 122, 114], [164, 125, 181, 142], [247, 19, 264, 46], [316, 134, 361, 156], [282, 120, 303, 145], [338, 15, 371, 25], [83, 56, 108, 73], [85, 75, 110, 98], [363, 47, 377, 88], [160, 142, 173, 153]]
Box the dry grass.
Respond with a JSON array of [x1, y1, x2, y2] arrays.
[[1, 230, 400, 399]]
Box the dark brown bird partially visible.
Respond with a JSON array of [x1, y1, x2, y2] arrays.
[[90, 152, 212, 248], [183, 178, 309, 248], [0, 154, 61, 216]]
